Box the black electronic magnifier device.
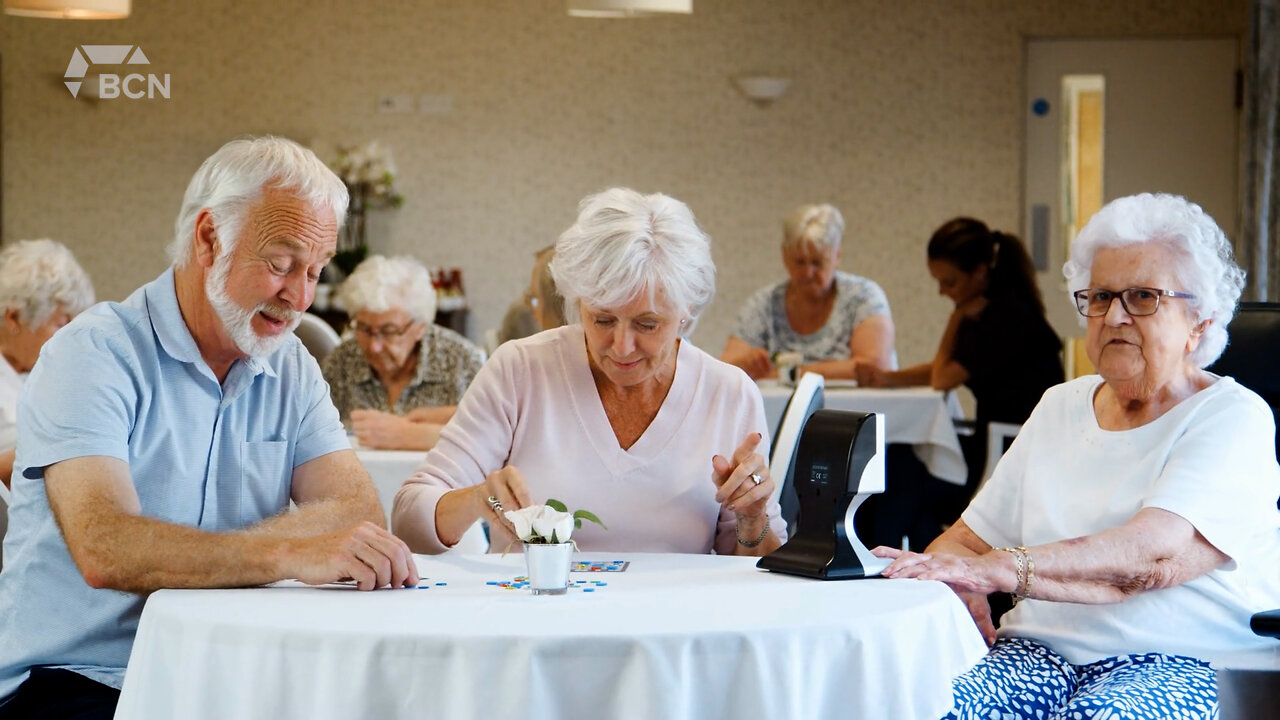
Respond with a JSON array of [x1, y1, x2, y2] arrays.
[[757, 409, 890, 579]]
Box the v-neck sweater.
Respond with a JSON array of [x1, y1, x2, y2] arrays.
[[393, 324, 785, 554]]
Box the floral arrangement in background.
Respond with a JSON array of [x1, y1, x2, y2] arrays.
[[505, 499, 607, 545], [330, 140, 404, 210], [324, 140, 405, 278]]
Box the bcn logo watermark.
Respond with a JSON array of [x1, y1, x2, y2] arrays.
[[63, 45, 170, 99]]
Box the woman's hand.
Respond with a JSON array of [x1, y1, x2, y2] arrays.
[[711, 432, 780, 555], [350, 409, 416, 449], [475, 466, 533, 538], [351, 409, 443, 451], [873, 546, 1015, 595], [873, 546, 1008, 644], [853, 360, 887, 387], [711, 432, 772, 516], [721, 337, 775, 380]]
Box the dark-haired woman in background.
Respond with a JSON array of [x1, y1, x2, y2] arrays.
[[858, 218, 1064, 521]]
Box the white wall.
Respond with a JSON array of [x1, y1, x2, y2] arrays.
[[0, 0, 1245, 366]]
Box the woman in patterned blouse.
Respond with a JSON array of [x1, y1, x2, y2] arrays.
[[321, 255, 485, 450], [720, 203, 896, 380]]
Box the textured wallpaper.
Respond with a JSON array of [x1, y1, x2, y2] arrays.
[[0, 0, 1245, 370]]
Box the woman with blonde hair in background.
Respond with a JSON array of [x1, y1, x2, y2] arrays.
[[722, 203, 895, 380]]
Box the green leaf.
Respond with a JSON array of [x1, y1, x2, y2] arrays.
[[573, 509, 607, 531], [545, 498, 568, 513]]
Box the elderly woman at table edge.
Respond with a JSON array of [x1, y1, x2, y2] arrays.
[[322, 254, 485, 451], [874, 193, 1280, 719], [721, 203, 895, 380], [0, 137, 417, 720], [0, 239, 95, 489], [393, 187, 785, 556]]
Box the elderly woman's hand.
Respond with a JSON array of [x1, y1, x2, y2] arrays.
[[874, 546, 1016, 594], [350, 409, 416, 449], [351, 409, 444, 451], [710, 432, 773, 520], [476, 466, 533, 538], [724, 344, 775, 380], [873, 546, 1009, 645], [853, 360, 886, 387]]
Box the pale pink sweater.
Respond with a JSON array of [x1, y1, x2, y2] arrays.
[[392, 325, 786, 554]]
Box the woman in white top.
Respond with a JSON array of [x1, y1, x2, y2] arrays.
[[0, 239, 94, 489], [393, 188, 785, 555], [875, 193, 1280, 719]]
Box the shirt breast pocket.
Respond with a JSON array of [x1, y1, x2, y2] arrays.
[[240, 440, 291, 525]]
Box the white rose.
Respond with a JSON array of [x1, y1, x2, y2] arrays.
[[504, 506, 543, 542], [532, 508, 574, 544]]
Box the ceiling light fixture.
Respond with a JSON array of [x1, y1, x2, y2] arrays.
[[567, 0, 691, 18], [4, 0, 129, 19]]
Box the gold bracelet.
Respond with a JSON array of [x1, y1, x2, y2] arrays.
[[736, 521, 770, 548], [997, 547, 1026, 606], [1016, 545, 1034, 600]]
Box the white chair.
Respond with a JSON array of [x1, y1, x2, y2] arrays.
[[980, 421, 1022, 487], [768, 371, 824, 534], [293, 312, 342, 363], [0, 482, 10, 572]]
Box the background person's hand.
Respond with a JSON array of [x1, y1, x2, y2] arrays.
[[853, 360, 886, 387], [728, 346, 775, 380], [350, 409, 416, 449], [289, 521, 419, 591]]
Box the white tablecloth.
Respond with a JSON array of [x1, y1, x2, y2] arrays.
[[759, 379, 967, 484], [351, 440, 488, 552], [115, 553, 985, 720]]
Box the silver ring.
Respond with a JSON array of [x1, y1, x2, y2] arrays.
[[487, 495, 503, 513], [749, 472, 762, 486]]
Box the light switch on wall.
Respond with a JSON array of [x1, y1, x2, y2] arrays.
[[376, 94, 414, 114]]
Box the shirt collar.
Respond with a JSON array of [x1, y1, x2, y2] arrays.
[[144, 268, 277, 381]]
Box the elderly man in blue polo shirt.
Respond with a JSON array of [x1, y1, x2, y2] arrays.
[[0, 136, 419, 719]]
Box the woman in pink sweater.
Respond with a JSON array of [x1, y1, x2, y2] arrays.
[[392, 188, 786, 555]]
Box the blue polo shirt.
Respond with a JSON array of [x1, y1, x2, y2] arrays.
[[0, 268, 349, 697]]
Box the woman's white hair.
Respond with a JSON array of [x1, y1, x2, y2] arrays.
[[0, 239, 95, 327], [338, 254, 437, 324], [167, 136, 348, 268], [782, 203, 844, 253], [550, 187, 715, 336], [1063, 192, 1245, 368]]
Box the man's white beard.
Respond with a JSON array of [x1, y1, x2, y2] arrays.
[[205, 250, 301, 358]]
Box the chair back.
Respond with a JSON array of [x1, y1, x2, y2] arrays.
[[293, 313, 342, 363], [980, 421, 1022, 487], [768, 372, 824, 535], [1207, 302, 1280, 461], [0, 483, 9, 573]]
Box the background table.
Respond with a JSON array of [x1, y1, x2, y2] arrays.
[[759, 379, 967, 484], [115, 553, 986, 720], [351, 440, 488, 553]]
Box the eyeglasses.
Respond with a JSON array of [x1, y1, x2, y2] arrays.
[[1073, 287, 1195, 318], [349, 319, 416, 339]]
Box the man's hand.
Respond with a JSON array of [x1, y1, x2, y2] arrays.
[[286, 521, 419, 590]]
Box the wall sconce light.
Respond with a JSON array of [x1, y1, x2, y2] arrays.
[[4, 0, 129, 18], [733, 75, 792, 106], [568, 0, 691, 18]]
